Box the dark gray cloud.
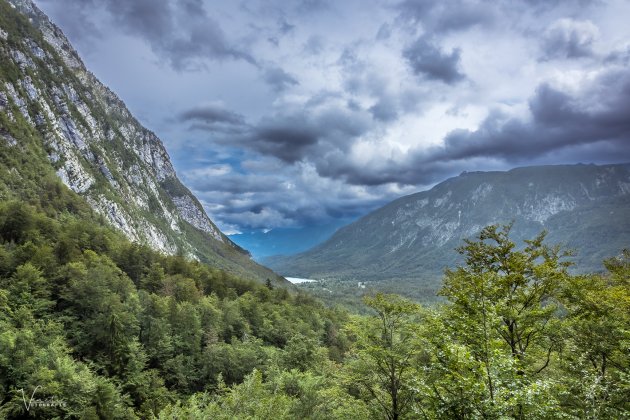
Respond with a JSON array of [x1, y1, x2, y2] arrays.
[[429, 68, 630, 165], [263, 67, 299, 92], [185, 99, 372, 164], [519, 0, 595, 10], [179, 104, 246, 126], [278, 17, 296, 35], [297, 0, 330, 13], [317, 156, 468, 187], [266, 17, 295, 46], [185, 169, 280, 195], [303, 36, 325, 55], [242, 106, 369, 162], [106, 0, 172, 41], [186, 112, 322, 163], [375, 23, 392, 41], [184, 68, 630, 189], [179, 105, 249, 135], [313, 67, 630, 187], [369, 97, 399, 122], [311, 138, 480, 187], [605, 47, 630, 66], [540, 19, 598, 60], [432, 3, 495, 33], [180, 105, 383, 229], [396, 0, 433, 23], [183, 162, 397, 230], [403, 36, 465, 84], [252, 121, 320, 162]]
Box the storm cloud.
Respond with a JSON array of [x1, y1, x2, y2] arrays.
[[263, 67, 300, 92], [403, 37, 465, 84], [299, 66, 630, 188], [34, 0, 630, 232], [179, 103, 246, 126], [181, 160, 404, 231], [40, 0, 254, 69], [540, 18, 599, 60], [390, 68, 627, 186], [435, 69, 630, 164], [183, 100, 372, 165]]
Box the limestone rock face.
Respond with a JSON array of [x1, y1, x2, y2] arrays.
[[172, 195, 223, 241], [0, 0, 282, 282]]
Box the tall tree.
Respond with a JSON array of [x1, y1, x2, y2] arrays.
[[559, 250, 630, 416], [437, 224, 571, 417], [441, 224, 570, 371], [345, 293, 421, 420]]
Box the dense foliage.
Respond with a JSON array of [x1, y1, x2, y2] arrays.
[[0, 198, 352, 418], [1, 190, 628, 419]]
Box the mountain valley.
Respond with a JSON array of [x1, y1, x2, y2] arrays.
[[269, 163, 630, 296]]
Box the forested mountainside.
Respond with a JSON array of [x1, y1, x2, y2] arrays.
[[0, 193, 628, 417], [0, 0, 283, 283], [0, 187, 354, 417], [268, 163, 630, 288]]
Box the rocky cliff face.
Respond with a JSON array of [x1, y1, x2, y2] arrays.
[[0, 0, 283, 283], [267, 163, 630, 283]]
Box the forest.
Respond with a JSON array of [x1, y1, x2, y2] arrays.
[[0, 176, 628, 419]]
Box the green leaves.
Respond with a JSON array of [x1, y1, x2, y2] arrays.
[[442, 224, 569, 366], [433, 225, 574, 416], [557, 253, 630, 416], [343, 293, 422, 419], [0, 199, 354, 417], [2, 263, 52, 316]]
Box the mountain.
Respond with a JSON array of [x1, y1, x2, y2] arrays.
[[267, 163, 630, 288], [0, 0, 284, 283], [230, 220, 352, 261]]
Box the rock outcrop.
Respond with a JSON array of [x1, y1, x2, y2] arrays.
[[0, 0, 282, 283]]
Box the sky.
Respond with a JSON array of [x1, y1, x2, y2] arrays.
[[35, 0, 630, 237]]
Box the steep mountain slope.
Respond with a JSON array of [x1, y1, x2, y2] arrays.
[[267, 164, 630, 284], [0, 0, 284, 283]]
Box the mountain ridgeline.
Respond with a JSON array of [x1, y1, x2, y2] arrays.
[[0, 0, 284, 284], [267, 163, 630, 288]]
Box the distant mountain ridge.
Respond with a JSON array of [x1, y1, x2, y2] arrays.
[[0, 0, 284, 283], [267, 163, 630, 286], [230, 220, 352, 261]]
